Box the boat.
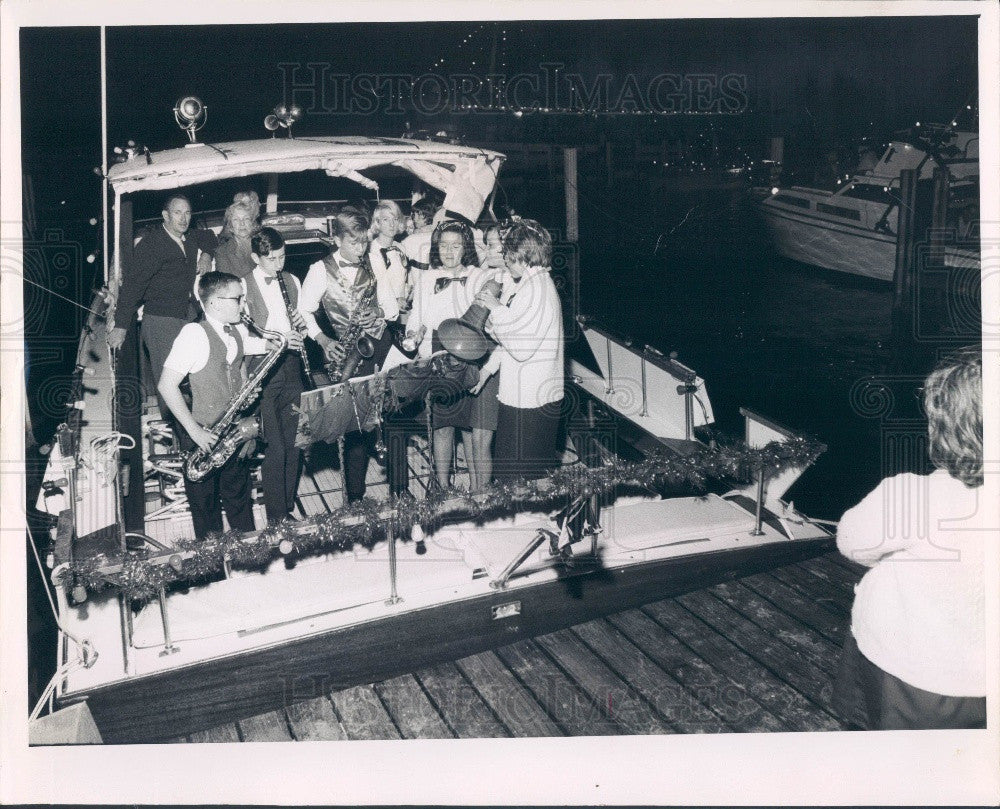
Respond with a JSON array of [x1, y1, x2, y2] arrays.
[[759, 123, 980, 281], [30, 131, 834, 745]]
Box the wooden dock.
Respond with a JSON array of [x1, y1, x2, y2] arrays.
[[166, 550, 863, 741]]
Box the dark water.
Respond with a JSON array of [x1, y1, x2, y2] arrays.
[[563, 180, 966, 521]]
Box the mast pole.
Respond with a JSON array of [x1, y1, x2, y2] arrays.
[[100, 26, 109, 287]]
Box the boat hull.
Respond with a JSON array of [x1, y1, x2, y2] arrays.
[[65, 536, 832, 743], [761, 199, 981, 282]]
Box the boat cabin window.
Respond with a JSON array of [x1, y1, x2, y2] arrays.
[[815, 202, 861, 221], [840, 183, 899, 205], [773, 194, 811, 209]]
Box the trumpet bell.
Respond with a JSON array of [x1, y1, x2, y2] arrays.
[[437, 316, 494, 361], [437, 279, 502, 361]]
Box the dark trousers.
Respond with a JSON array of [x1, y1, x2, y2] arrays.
[[258, 353, 305, 522], [181, 441, 256, 540], [340, 331, 395, 503], [833, 631, 986, 730], [141, 314, 190, 422], [493, 400, 563, 482]]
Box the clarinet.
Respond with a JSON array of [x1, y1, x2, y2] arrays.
[[275, 270, 313, 389]]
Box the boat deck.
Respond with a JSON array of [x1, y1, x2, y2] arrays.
[[163, 550, 862, 740]]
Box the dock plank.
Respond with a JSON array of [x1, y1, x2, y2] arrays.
[[455, 651, 563, 737], [571, 619, 729, 733], [189, 723, 241, 743], [795, 555, 860, 604], [374, 675, 454, 739], [607, 609, 786, 733], [534, 628, 675, 734], [329, 684, 401, 740], [675, 589, 839, 713], [237, 709, 293, 742], [767, 563, 854, 619], [285, 696, 348, 741], [642, 599, 841, 731], [414, 661, 510, 738], [706, 580, 843, 676], [819, 549, 868, 580], [740, 570, 849, 645], [494, 639, 622, 736]]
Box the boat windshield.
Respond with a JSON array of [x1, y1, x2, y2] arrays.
[[839, 183, 899, 204]]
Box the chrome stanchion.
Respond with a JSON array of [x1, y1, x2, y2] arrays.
[[677, 382, 695, 441], [750, 468, 766, 536], [605, 338, 615, 395], [588, 494, 603, 557], [118, 595, 133, 674], [157, 586, 179, 656], [385, 521, 402, 605], [639, 355, 649, 417]]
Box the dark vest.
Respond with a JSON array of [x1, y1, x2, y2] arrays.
[[189, 322, 245, 427], [244, 270, 299, 329]]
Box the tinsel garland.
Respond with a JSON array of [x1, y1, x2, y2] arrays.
[[61, 435, 823, 602]]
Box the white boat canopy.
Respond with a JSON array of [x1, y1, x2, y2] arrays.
[[107, 135, 506, 221]]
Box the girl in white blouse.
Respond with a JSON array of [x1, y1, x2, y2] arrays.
[[407, 221, 494, 488]]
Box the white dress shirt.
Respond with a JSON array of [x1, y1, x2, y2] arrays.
[[299, 250, 393, 340], [408, 265, 495, 358], [367, 242, 407, 322], [163, 314, 251, 375], [240, 266, 302, 354]]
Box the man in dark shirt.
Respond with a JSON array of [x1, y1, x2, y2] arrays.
[[108, 194, 217, 389]]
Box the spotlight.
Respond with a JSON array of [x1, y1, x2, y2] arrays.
[[173, 96, 207, 144], [265, 103, 303, 138]]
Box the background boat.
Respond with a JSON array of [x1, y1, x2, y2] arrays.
[[759, 123, 979, 281]]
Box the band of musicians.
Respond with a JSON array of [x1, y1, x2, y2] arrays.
[[109, 191, 565, 540]]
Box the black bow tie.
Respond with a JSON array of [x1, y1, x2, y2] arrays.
[[434, 276, 467, 293], [223, 324, 235, 336], [262, 274, 277, 285], [339, 260, 361, 270]]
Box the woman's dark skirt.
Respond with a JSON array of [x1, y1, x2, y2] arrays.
[[493, 399, 563, 482], [833, 631, 986, 730]]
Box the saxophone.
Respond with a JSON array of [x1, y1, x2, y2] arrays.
[[184, 313, 288, 482], [326, 280, 380, 382]]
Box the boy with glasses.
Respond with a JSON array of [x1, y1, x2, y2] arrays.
[[158, 272, 261, 540]]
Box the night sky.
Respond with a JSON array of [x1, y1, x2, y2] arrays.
[[20, 16, 978, 223]]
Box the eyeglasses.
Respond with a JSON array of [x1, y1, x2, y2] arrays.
[[215, 295, 245, 303]]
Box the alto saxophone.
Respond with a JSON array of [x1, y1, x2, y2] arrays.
[[326, 281, 379, 382], [184, 313, 288, 482]]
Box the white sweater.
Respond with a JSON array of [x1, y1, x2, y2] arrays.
[[837, 470, 986, 696], [481, 266, 564, 409]]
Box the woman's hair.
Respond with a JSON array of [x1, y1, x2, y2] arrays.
[[502, 218, 552, 268], [223, 201, 257, 235], [233, 190, 261, 221], [372, 200, 403, 236], [429, 220, 478, 268], [924, 345, 982, 487], [251, 226, 284, 257], [410, 198, 439, 227]]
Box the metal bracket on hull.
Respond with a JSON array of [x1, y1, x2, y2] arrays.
[[489, 528, 559, 590]]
